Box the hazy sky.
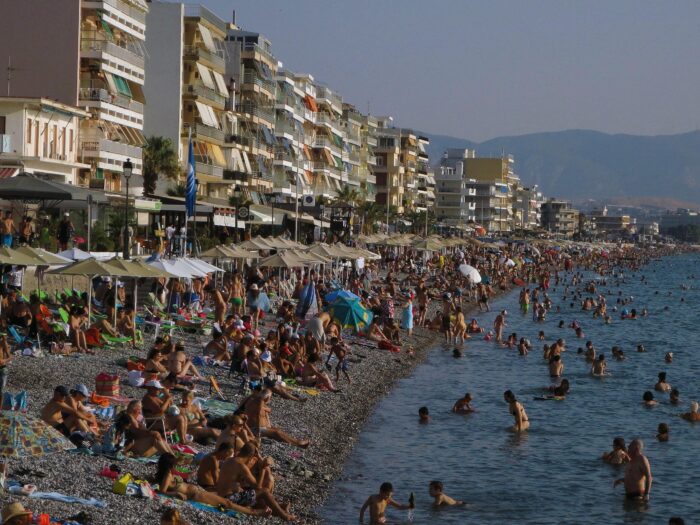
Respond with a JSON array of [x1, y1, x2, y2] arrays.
[[199, 0, 700, 141]]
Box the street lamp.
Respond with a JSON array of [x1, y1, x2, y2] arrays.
[[233, 185, 241, 241], [122, 158, 133, 259], [267, 191, 275, 236]]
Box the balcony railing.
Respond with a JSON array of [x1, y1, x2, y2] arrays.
[[79, 87, 144, 114], [193, 158, 224, 179], [235, 104, 275, 125], [315, 86, 342, 108], [241, 43, 276, 65], [243, 72, 276, 95], [183, 83, 227, 107], [184, 4, 227, 33], [189, 122, 224, 142], [316, 113, 339, 128], [80, 38, 145, 69], [91, 0, 147, 24], [183, 45, 224, 69]]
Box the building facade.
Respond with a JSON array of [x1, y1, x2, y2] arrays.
[[434, 165, 477, 226], [540, 198, 580, 237]]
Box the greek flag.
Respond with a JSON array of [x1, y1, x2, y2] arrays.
[[185, 132, 196, 217]]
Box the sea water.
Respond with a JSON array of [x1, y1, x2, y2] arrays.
[[320, 253, 700, 524]]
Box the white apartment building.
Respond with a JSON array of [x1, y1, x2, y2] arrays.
[[434, 165, 476, 225], [0, 98, 91, 183]]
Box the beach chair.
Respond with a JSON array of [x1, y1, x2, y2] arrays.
[[101, 333, 133, 347], [57, 308, 70, 324]]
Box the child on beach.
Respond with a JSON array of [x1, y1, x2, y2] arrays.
[[360, 482, 411, 525], [325, 337, 351, 384], [429, 480, 465, 507]]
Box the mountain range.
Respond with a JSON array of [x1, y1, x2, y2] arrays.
[[421, 129, 700, 209]]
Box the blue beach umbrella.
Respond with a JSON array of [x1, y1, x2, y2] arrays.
[[324, 289, 361, 303], [328, 297, 373, 333]]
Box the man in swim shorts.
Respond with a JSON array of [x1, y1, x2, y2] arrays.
[[614, 439, 652, 501]]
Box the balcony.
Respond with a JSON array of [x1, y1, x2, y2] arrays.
[[85, 0, 147, 25], [78, 87, 144, 114], [241, 43, 276, 66], [315, 86, 342, 111], [182, 122, 225, 143], [365, 135, 377, 147], [193, 159, 224, 179], [80, 38, 145, 70], [183, 45, 224, 70], [183, 83, 227, 108], [80, 138, 141, 159], [242, 72, 276, 96], [316, 113, 340, 129], [235, 104, 275, 126], [184, 4, 227, 33]]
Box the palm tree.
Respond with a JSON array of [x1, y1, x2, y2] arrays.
[[142, 136, 180, 196], [333, 184, 360, 208], [357, 201, 384, 234], [167, 183, 186, 197]]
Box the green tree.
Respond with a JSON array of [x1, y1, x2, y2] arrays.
[[333, 184, 361, 208], [142, 136, 180, 196], [167, 183, 187, 197]]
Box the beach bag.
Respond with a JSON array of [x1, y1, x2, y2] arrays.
[[95, 372, 120, 397], [112, 472, 133, 495]]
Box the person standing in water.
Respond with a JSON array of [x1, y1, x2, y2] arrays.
[[614, 439, 652, 501], [504, 390, 529, 432], [359, 482, 411, 524], [494, 310, 507, 344]]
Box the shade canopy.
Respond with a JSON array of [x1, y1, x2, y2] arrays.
[[412, 237, 445, 252], [57, 247, 93, 261], [258, 252, 307, 268], [200, 245, 258, 260], [0, 173, 107, 204], [327, 296, 373, 332], [16, 246, 72, 265], [0, 412, 74, 458], [0, 247, 46, 266], [458, 263, 482, 284], [104, 258, 174, 278], [47, 257, 121, 277]]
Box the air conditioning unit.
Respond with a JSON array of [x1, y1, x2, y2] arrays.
[[302, 194, 315, 207]]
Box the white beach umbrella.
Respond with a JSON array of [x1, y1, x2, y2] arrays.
[[458, 263, 482, 284]]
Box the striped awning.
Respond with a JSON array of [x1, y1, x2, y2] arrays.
[[0, 168, 18, 179]]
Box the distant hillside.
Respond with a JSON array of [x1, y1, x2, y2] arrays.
[[422, 129, 700, 207]]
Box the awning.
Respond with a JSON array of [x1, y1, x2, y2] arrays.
[[209, 144, 226, 167], [113, 75, 132, 97], [197, 23, 216, 52], [0, 172, 108, 203], [304, 95, 318, 112], [195, 101, 219, 129], [249, 204, 285, 225], [333, 155, 343, 169], [196, 63, 216, 90], [322, 149, 334, 165], [332, 134, 343, 147], [303, 170, 313, 185], [303, 144, 312, 160], [105, 73, 118, 94], [211, 70, 228, 96], [0, 168, 18, 179], [261, 126, 275, 145]]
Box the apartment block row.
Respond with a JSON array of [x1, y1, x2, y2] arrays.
[[0, 1, 434, 224]]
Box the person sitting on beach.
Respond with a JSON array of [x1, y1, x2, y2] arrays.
[[40, 385, 91, 437], [144, 348, 168, 378], [602, 437, 630, 465], [546, 353, 564, 377], [360, 482, 411, 525], [613, 439, 652, 501], [680, 401, 700, 422], [643, 391, 658, 407], [167, 342, 203, 380], [429, 480, 465, 507], [657, 423, 669, 442], [216, 442, 295, 521], [64, 384, 98, 435], [180, 390, 219, 443], [365, 317, 391, 344], [122, 400, 173, 457], [155, 452, 262, 516], [504, 390, 529, 432], [68, 306, 89, 353], [301, 353, 338, 392], [116, 306, 137, 346], [591, 354, 607, 376], [654, 372, 671, 393], [197, 442, 234, 491], [215, 414, 256, 453], [452, 393, 475, 414], [243, 389, 310, 448], [141, 380, 190, 444]]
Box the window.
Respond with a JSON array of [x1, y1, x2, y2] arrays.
[[26, 119, 32, 144], [61, 128, 66, 158], [69, 129, 74, 153], [0, 116, 5, 134]]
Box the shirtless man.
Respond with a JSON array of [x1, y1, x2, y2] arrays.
[[197, 442, 234, 490], [493, 310, 506, 343], [452, 393, 475, 414], [243, 389, 310, 448], [40, 385, 90, 437], [64, 384, 97, 434], [549, 355, 564, 377], [591, 354, 607, 376], [654, 372, 671, 393], [141, 381, 189, 444], [614, 439, 652, 501], [359, 482, 410, 524], [429, 480, 465, 507], [325, 337, 351, 384], [1, 211, 15, 247], [216, 442, 296, 521], [208, 286, 229, 327]]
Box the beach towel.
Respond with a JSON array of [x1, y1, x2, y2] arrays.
[[159, 495, 238, 518], [202, 399, 237, 418], [6, 482, 107, 508], [93, 406, 115, 421]]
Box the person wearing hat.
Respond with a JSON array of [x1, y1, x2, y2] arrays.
[[40, 385, 90, 437], [142, 380, 190, 445], [2, 501, 32, 525], [246, 283, 263, 331], [64, 384, 97, 434]]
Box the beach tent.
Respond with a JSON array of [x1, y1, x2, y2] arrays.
[[0, 412, 74, 458], [327, 296, 373, 333], [458, 263, 482, 284], [57, 248, 92, 261], [200, 245, 258, 260]]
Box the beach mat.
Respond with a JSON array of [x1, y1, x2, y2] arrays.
[[202, 399, 237, 418]]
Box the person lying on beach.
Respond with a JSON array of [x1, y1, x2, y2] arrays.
[[654, 372, 671, 393], [243, 389, 310, 448], [602, 437, 630, 465], [155, 452, 263, 516], [216, 442, 295, 521], [680, 401, 700, 422], [197, 442, 234, 490], [452, 393, 474, 414], [429, 480, 465, 507], [359, 482, 410, 525]]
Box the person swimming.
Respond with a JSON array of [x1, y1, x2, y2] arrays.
[[452, 393, 474, 414], [643, 391, 658, 407], [592, 354, 607, 376], [654, 372, 671, 393], [602, 437, 630, 465], [418, 406, 430, 423]]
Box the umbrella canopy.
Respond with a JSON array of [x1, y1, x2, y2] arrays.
[[104, 258, 174, 278], [181, 257, 223, 274], [47, 257, 121, 277], [238, 237, 275, 250], [325, 289, 361, 303], [0, 247, 46, 266], [57, 247, 92, 261], [145, 259, 192, 278], [258, 252, 307, 268], [458, 263, 482, 284], [327, 296, 373, 332], [307, 243, 341, 258], [16, 247, 72, 266], [0, 412, 74, 458], [0, 173, 107, 204], [200, 245, 238, 259], [412, 237, 445, 252], [288, 249, 331, 264]]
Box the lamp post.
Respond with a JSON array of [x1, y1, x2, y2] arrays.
[[233, 185, 241, 240], [267, 192, 275, 236], [122, 158, 133, 259]]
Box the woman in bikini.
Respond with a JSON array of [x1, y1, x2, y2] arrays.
[[143, 348, 168, 380], [179, 391, 220, 442], [504, 390, 529, 432], [453, 307, 468, 345]]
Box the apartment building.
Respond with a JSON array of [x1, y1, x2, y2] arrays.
[[144, 3, 235, 202], [589, 206, 635, 237], [0, 0, 148, 193], [540, 198, 580, 237], [434, 165, 477, 226], [514, 185, 544, 231], [225, 25, 278, 201], [311, 84, 346, 200], [415, 137, 435, 212], [359, 113, 379, 201], [0, 98, 91, 182]]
